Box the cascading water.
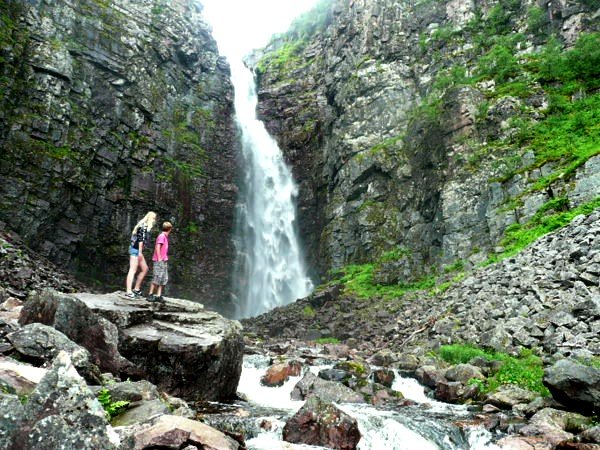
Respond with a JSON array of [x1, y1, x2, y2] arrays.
[[229, 58, 313, 318]]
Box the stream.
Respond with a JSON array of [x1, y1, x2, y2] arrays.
[[208, 355, 503, 450]]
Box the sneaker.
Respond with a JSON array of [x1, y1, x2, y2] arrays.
[[146, 294, 157, 302], [125, 292, 136, 299], [155, 296, 165, 303], [132, 289, 142, 297]]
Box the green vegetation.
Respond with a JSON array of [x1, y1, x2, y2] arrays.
[[315, 337, 340, 344], [487, 196, 600, 264], [97, 388, 129, 420], [256, 0, 331, 76], [439, 344, 550, 396], [330, 263, 436, 299], [302, 305, 316, 318]]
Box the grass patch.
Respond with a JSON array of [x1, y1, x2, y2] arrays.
[[315, 337, 340, 345], [439, 344, 550, 396], [487, 196, 600, 264], [330, 263, 436, 299]]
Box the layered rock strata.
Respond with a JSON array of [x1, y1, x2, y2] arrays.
[[0, 0, 238, 313], [254, 0, 600, 279]]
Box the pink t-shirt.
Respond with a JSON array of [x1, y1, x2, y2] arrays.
[[152, 232, 169, 262]]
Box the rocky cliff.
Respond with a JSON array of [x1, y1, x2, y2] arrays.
[[0, 0, 238, 314], [254, 0, 600, 281]]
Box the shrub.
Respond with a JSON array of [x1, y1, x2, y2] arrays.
[[439, 345, 550, 396], [477, 44, 520, 83]]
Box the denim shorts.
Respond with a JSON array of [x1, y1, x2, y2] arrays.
[[129, 246, 139, 257]]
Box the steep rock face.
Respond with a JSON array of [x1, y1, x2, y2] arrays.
[[255, 0, 600, 278], [0, 0, 238, 313]]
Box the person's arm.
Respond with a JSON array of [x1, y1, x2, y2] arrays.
[[155, 241, 163, 261]]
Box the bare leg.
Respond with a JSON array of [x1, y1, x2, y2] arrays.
[[148, 283, 156, 296], [156, 285, 163, 297], [134, 255, 148, 291], [125, 256, 139, 293]]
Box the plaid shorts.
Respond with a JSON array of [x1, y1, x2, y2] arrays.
[[152, 260, 168, 286]]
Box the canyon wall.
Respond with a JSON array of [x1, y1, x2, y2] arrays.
[[0, 0, 238, 313], [255, 0, 600, 281]]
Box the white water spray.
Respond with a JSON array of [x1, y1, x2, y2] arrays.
[[229, 59, 313, 318]]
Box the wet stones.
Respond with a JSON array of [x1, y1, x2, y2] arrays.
[[282, 396, 361, 450]]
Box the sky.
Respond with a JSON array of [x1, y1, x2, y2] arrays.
[[201, 0, 320, 60]]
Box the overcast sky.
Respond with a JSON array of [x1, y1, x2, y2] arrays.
[[201, 0, 320, 60]]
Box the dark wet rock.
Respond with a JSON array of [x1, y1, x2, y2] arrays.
[[7, 322, 101, 383], [415, 365, 446, 389], [260, 360, 302, 387], [544, 359, 600, 416], [319, 368, 350, 383], [282, 396, 361, 450], [434, 380, 479, 404], [372, 368, 395, 387], [4, 351, 119, 450], [291, 371, 365, 404], [521, 396, 567, 417]]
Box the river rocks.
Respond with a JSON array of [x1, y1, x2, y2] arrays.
[[19, 289, 134, 376], [0, 0, 238, 313], [0, 357, 47, 395], [543, 359, 600, 416], [7, 322, 101, 383], [445, 364, 486, 384], [486, 385, 538, 410], [19, 289, 243, 402], [519, 408, 593, 448], [4, 351, 120, 450], [121, 415, 240, 450], [282, 396, 361, 450], [291, 371, 365, 404], [260, 360, 302, 386]]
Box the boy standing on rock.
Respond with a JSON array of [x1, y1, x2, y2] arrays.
[[147, 221, 173, 303]]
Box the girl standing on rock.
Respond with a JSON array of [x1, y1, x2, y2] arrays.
[[125, 211, 156, 298]]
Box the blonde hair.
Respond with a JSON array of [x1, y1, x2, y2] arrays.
[[132, 211, 157, 236], [162, 221, 173, 231]]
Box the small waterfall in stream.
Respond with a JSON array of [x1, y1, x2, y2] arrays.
[[229, 59, 313, 319], [235, 355, 503, 450]]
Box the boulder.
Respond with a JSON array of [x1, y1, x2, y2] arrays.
[[20, 289, 244, 402], [0, 357, 47, 395], [415, 365, 446, 388], [260, 360, 302, 386], [0, 393, 25, 449], [434, 380, 479, 404], [544, 359, 600, 415], [291, 371, 365, 403], [7, 322, 101, 383], [19, 290, 134, 376], [581, 425, 600, 443], [519, 408, 593, 448], [126, 415, 239, 450], [444, 364, 485, 383], [282, 396, 361, 450], [372, 368, 395, 387], [4, 351, 119, 449], [486, 384, 538, 409]]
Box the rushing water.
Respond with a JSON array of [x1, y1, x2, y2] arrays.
[[229, 59, 313, 319], [235, 356, 502, 450]]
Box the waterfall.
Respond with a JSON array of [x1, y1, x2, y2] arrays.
[[230, 59, 313, 319]]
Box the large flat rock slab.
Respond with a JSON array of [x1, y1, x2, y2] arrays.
[[20, 289, 243, 402]]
